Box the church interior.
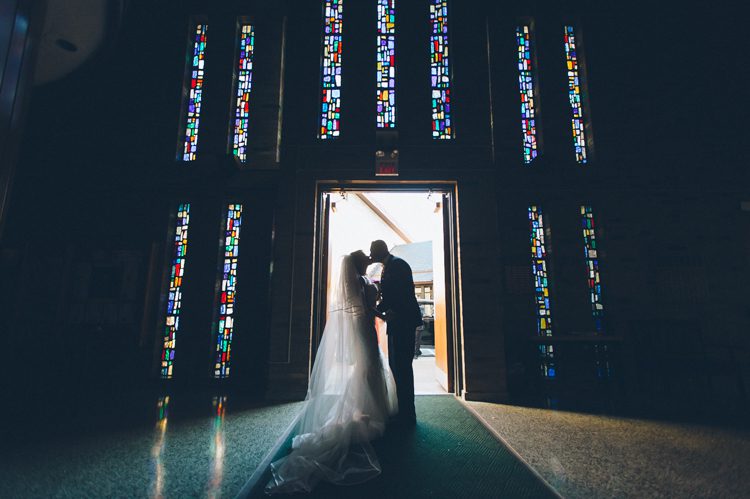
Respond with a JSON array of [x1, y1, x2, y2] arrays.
[[1, 0, 748, 497]]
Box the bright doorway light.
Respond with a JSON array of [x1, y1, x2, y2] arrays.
[[326, 191, 447, 394]]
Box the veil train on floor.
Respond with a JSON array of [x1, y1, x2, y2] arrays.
[[265, 255, 397, 494]]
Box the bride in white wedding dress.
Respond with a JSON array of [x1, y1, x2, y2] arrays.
[[265, 251, 398, 494]]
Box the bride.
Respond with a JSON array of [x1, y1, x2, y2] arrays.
[[265, 250, 398, 494]]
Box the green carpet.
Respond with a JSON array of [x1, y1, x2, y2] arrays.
[[248, 395, 557, 498]]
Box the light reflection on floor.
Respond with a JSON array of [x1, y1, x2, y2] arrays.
[[0, 394, 303, 499], [207, 395, 227, 499], [150, 395, 169, 499]]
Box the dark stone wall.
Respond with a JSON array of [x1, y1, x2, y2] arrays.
[[2, 0, 747, 420]]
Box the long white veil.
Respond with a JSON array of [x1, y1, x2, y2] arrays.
[[265, 255, 397, 494]]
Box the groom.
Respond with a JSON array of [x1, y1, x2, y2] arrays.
[[370, 240, 423, 426]]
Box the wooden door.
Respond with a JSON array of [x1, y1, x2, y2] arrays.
[[313, 193, 331, 359], [433, 195, 449, 391]]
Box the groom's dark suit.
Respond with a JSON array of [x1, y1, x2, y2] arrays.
[[377, 254, 423, 422]]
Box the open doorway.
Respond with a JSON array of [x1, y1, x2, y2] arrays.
[[314, 186, 460, 395]]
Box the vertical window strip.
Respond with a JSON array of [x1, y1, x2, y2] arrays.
[[516, 25, 538, 163], [529, 205, 555, 378], [182, 24, 207, 161], [581, 206, 604, 332], [564, 25, 587, 163], [319, 0, 343, 139], [429, 0, 452, 139], [376, 0, 396, 128], [161, 204, 191, 379], [232, 25, 256, 162], [214, 204, 243, 378]]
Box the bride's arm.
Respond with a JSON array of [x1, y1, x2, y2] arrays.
[[371, 307, 386, 320]]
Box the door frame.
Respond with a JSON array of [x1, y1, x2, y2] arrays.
[[311, 180, 463, 396]]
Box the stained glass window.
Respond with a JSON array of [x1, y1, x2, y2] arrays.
[[516, 25, 538, 163], [161, 204, 190, 379], [430, 0, 452, 139], [376, 0, 396, 128], [319, 0, 343, 139], [529, 205, 555, 378], [232, 24, 256, 162], [214, 204, 243, 379], [581, 206, 603, 332], [564, 25, 587, 163], [181, 24, 207, 161]]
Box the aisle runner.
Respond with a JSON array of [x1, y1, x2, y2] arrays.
[[242, 395, 558, 499]]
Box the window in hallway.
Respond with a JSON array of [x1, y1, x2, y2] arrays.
[[376, 0, 396, 128], [230, 23, 256, 162], [516, 24, 539, 164], [180, 24, 207, 161], [429, 0, 452, 139], [214, 204, 243, 378], [415, 284, 434, 317], [580, 205, 604, 332], [161, 203, 191, 379], [564, 25, 588, 163], [529, 205, 555, 378], [319, 0, 343, 139]]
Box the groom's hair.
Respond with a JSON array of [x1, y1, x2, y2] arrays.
[[370, 240, 388, 255]]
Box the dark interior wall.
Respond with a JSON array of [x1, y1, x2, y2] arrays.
[[2, 1, 187, 405], [264, 0, 508, 401], [1, 0, 747, 417], [491, 1, 749, 415], [1, 0, 284, 403]]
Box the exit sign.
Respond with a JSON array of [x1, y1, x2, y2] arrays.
[[375, 159, 398, 176]]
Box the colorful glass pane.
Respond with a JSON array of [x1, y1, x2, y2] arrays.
[[319, 0, 343, 139], [214, 204, 243, 378], [376, 0, 396, 128], [161, 204, 190, 379], [516, 25, 538, 163], [564, 25, 587, 163], [182, 25, 207, 161], [232, 25, 255, 162], [529, 205, 555, 378], [430, 0, 452, 139], [581, 205, 604, 331]]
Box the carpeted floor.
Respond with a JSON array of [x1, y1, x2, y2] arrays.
[[468, 401, 750, 498], [246, 395, 557, 499], [0, 395, 303, 498]]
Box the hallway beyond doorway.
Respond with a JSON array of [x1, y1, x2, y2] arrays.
[[414, 351, 447, 394]]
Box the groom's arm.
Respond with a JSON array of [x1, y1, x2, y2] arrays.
[[378, 260, 411, 321]]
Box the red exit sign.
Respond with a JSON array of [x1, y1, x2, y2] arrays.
[[375, 160, 398, 176]]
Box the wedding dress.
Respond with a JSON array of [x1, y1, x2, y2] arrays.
[[265, 255, 398, 494]]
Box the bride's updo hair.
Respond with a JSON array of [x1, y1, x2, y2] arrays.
[[349, 250, 369, 276]]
